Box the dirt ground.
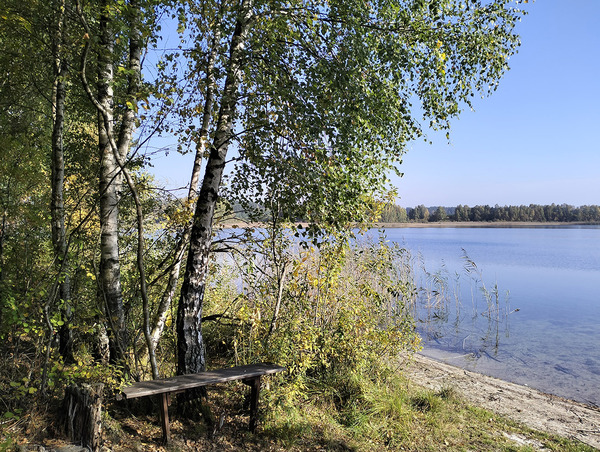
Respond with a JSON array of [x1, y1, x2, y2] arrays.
[[402, 354, 600, 449]]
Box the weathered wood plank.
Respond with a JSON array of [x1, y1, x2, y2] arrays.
[[122, 363, 285, 399]]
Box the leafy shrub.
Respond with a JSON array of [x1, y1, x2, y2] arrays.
[[203, 228, 421, 406]]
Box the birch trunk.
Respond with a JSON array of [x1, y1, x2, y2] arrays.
[[150, 16, 222, 350], [97, 0, 126, 362], [51, 0, 74, 363], [177, 0, 253, 375], [0, 206, 5, 287], [0, 190, 6, 331], [78, 0, 148, 366]]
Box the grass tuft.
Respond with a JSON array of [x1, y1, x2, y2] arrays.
[[260, 371, 597, 451]]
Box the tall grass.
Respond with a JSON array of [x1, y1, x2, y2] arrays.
[[409, 247, 513, 357]]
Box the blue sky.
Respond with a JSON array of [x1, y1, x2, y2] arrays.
[[394, 1, 600, 207], [148, 1, 600, 208]]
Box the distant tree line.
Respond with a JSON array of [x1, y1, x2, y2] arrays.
[[379, 204, 600, 223]]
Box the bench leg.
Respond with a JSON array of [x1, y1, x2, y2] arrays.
[[248, 376, 261, 432], [158, 393, 171, 444]]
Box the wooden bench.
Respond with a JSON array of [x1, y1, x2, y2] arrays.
[[121, 363, 285, 444]]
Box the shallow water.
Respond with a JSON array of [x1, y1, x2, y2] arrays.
[[374, 226, 600, 407]]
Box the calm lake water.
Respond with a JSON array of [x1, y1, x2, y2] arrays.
[[375, 226, 600, 407]]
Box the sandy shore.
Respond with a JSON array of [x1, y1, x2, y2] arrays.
[[403, 354, 600, 449]]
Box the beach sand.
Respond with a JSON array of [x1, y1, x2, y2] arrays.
[[403, 353, 600, 449]]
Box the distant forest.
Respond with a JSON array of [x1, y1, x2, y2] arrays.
[[380, 203, 600, 223]]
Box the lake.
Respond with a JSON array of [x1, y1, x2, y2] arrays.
[[373, 226, 600, 407]]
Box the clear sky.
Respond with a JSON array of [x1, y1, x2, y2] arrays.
[[148, 1, 600, 208], [394, 0, 600, 207]]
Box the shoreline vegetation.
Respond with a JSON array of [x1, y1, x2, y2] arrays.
[[221, 220, 599, 229], [106, 356, 600, 450], [375, 220, 600, 228], [225, 203, 600, 228], [3, 229, 598, 451], [381, 203, 600, 224]]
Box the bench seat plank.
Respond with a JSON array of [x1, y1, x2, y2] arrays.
[[122, 363, 285, 399]]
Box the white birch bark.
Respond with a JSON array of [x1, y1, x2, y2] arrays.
[[177, 0, 254, 375], [96, 0, 126, 362]]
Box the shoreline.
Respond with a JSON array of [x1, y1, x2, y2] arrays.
[[375, 221, 599, 228], [403, 353, 600, 449], [220, 220, 599, 229]]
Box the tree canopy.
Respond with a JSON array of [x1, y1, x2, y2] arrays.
[[162, 0, 525, 375], [168, 0, 523, 230], [0, 0, 525, 429]]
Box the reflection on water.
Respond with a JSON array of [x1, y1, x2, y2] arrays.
[[373, 226, 600, 407]]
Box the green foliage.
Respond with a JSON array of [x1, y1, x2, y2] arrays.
[[379, 203, 600, 223], [430, 206, 448, 222], [166, 0, 525, 234], [203, 228, 421, 407], [408, 204, 430, 222], [0, 435, 16, 452], [379, 203, 409, 223], [50, 357, 126, 392]]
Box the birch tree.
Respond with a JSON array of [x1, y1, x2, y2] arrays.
[[50, 0, 75, 363], [173, 0, 524, 375], [176, 0, 255, 376], [78, 0, 155, 367]]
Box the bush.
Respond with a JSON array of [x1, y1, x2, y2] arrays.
[[203, 228, 421, 406]]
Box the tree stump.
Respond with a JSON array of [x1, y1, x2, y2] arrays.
[[63, 383, 104, 451]]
